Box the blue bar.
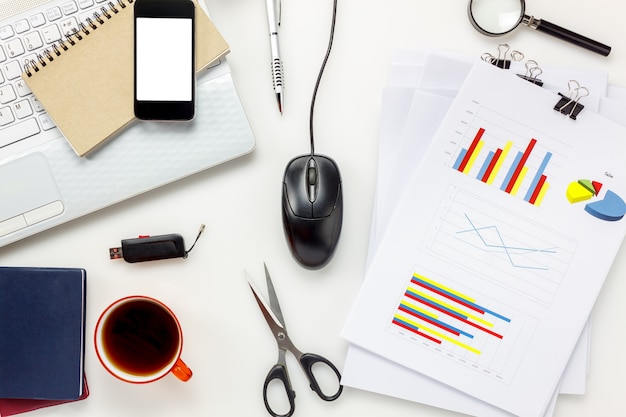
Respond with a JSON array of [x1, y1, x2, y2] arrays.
[[500, 152, 523, 191], [453, 149, 467, 170], [477, 151, 495, 180], [482, 308, 512, 323], [524, 151, 553, 201]]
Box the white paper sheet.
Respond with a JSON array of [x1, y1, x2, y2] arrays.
[[350, 86, 585, 416]]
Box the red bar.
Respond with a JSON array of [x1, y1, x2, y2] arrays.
[[481, 148, 503, 182], [405, 293, 504, 339], [528, 174, 547, 204], [505, 138, 537, 193], [457, 128, 485, 172], [393, 319, 442, 344], [462, 317, 503, 339]]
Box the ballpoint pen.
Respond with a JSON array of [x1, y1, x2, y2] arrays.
[[265, 0, 284, 114]]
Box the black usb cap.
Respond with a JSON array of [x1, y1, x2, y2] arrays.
[[110, 234, 186, 263], [110, 225, 205, 263]]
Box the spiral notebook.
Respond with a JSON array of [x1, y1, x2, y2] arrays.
[[22, 0, 229, 156]]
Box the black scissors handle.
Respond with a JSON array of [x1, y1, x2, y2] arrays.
[[263, 363, 296, 417], [262, 353, 343, 417], [299, 353, 343, 400]]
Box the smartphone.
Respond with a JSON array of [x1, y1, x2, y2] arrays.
[[134, 0, 195, 120]]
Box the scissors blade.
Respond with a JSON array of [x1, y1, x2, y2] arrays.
[[246, 270, 285, 337], [264, 262, 287, 331]]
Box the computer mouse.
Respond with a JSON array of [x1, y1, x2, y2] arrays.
[[282, 154, 343, 269]]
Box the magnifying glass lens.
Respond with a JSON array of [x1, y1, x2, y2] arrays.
[[469, 0, 523, 35]]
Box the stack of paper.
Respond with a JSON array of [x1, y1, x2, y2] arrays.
[[342, 48, 626, 417]]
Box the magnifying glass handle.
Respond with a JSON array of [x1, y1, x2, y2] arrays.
[[528, 17, 611, 56]]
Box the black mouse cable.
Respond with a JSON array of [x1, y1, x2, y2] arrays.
[[309, 0, 338, 157]]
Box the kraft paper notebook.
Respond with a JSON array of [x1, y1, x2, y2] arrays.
[[22, 0, 229, 156]]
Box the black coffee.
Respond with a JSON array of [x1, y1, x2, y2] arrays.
[[102, 299, 180, 376]]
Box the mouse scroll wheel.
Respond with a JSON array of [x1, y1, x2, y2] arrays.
[[307, 166, 317, 185], [307, 159, 318, 203]]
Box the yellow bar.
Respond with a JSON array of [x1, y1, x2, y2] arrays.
[[406, 287, 494, 328], [414, 273, 475, 303], [487, 141, 513, 185], [462, 140, 484, 174], [395, 314, 481, 355], [535, 181, 550, 206], [510, 166, 529, 196]]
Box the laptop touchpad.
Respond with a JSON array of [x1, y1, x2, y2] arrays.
[[0, 153, 64, 236]]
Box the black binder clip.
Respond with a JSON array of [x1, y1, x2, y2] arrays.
[[517, 60, 543, 86], [554, 80, 588, 120], [482, 44, 524, 69]]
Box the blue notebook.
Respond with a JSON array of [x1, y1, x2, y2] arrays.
[[0, 267, 86, 400]]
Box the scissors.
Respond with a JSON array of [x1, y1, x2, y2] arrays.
[[246, 263, 343, 417]]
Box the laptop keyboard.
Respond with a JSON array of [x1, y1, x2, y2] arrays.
[[0, 0, 112, 149]]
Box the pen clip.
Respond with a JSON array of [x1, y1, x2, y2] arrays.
[[276, 0, 281, 26]]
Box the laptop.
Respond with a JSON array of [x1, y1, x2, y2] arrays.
[[0, 0, 255, 248]]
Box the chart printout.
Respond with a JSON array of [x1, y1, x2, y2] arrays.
[[343, 62, 626, 417]]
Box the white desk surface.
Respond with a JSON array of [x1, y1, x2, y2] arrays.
[[2, 0, 625, 416]]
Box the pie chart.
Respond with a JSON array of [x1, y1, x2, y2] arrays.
[[566, 179, 626, 222], [584, 190, 626, 221]]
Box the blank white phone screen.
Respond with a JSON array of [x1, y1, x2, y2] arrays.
[[136, 17, 192, 101]]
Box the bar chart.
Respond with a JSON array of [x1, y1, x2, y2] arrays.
[[389, 268, 538, 382], [447, 105, 570, 206]]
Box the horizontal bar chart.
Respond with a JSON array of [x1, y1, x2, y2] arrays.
[[391, 272, 511, 357], [388, 268, 538, 380]]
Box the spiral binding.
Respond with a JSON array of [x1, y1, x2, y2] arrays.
[[24, 0, 134, 77]]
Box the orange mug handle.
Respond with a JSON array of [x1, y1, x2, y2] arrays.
[[171, 358, 193, 382]]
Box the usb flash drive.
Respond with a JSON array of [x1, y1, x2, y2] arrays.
[[110, 225, 205, 263]]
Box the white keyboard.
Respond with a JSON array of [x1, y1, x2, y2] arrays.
[[0, 0, 115, 150]]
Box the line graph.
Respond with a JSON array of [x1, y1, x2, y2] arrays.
[[423, 187, 578, 306], [457, 213, 557, 270]]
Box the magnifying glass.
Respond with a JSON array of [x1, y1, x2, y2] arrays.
[[468, 0, 611, 56]]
